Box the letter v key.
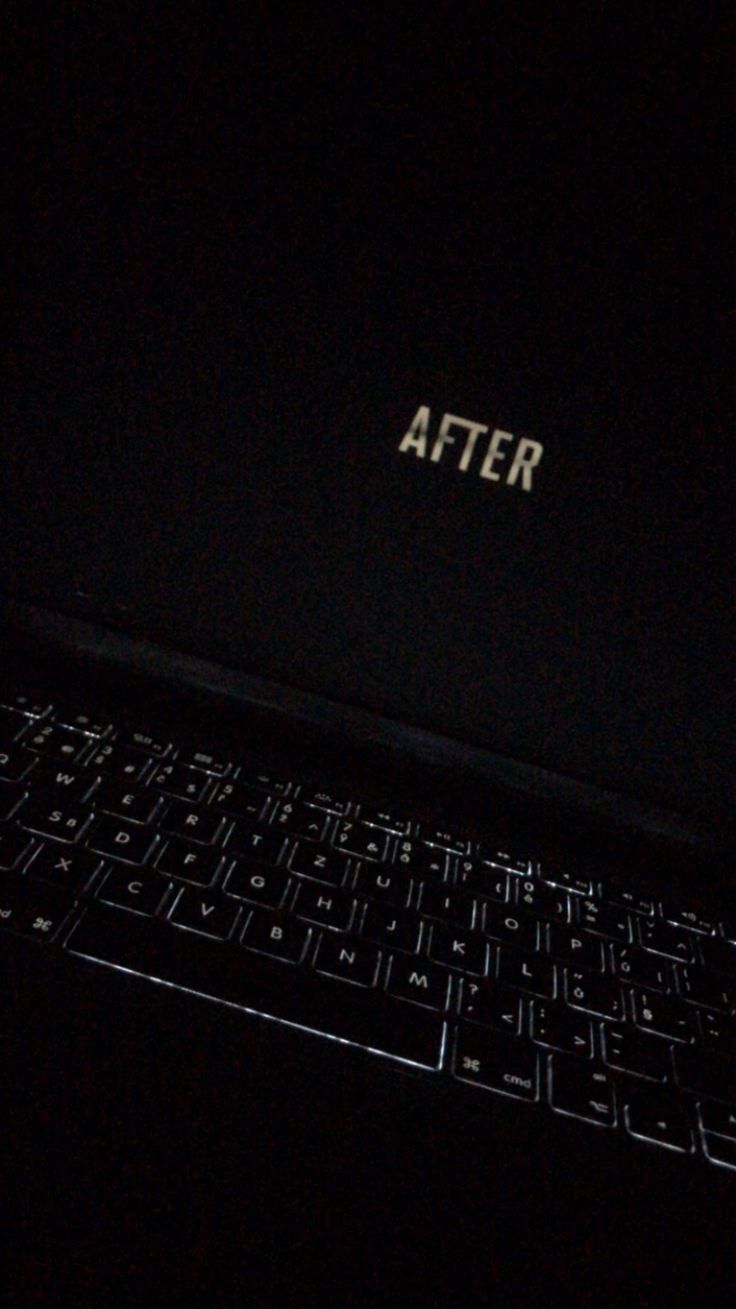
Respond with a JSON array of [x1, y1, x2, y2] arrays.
[[170, 888, 239, 940]]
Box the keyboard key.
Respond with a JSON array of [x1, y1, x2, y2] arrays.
[[531, 1001, 592, 1056], [0, 822, 33, 874], [722, 920, 736, 946], [476, 842, 531, 877], [23, 722, 89, 763], [222, 860, 290, 909], [630, 989, 694, 1042], [599, 877, 655, 916], [610, 943, 671, 991], [334, 820, 390, 862], [87, 815, 159, 866], [515, 879, 569, 922], [85, 744, 154, 784], [17, 798, 94, 844], [427, 922, 489, 975], [31, 761, 99, 802], [149, 761, 212, 803], [454, 1025, 539, 1101], [236, 766, 291, 796], [699, 935, 736, 978], [0, 693, 51, 719], [418, 883, 477, 929], [300, 787, 350, 816], [272, 800, 329, 842], [699, 1100, 736, 1140], [0, 780, 26, 821], [210, 779, 270, 822], [698, 1009, 736, 1058], [622, 1084, 693, 1152], [116, 729, 171, 758], [169, 887, 240, 940], [455, 860, 509, 902], [539, 867, 592, 896], [386, 955, 451, 1011], [674, 1045, 736, 1103], [314, 935, 380, 987], [241, 908, 310, 962], [458, 978, 522, 1034], [548, 1055, 616, 1126], [159, 799, 225, 844], [177, 749, 231, 776], [496, 945, 556, 998], [54, 710, 112, 738], [565, 968, 624, 1020], [27, 843, 102, 894], [95, 781, 163, 825], [638, 918, 697, 963], [483, 903, 539, 950], [155, 837, 224, 887], [98, 866, 170, 917], [225, 822, 286, 867], [680, 966, 736, 1012], [703, 1134, 736, 1171], [661, 903, 715, 935], [67, 906, 444, 1069], [360, 903, 423, 953], [0, 745, 37, 783], [545, 924, 605, 971], [417, 825, 471, 855], [577, 899, 632, 943], [358, 804, 412, 835], [601, 1023, 670, 1081], [0, 710, 28, 742], [353, 862, 411, 906], [393, 840, 447, 879], [290, 841, 350, 887], [292, 882, 355, 931], [0, 875, 73, 942]]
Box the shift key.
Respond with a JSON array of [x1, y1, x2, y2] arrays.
[[65, 905, 444, 1069]]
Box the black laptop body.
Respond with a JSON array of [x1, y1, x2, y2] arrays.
[[3, 8, 734, 1303]]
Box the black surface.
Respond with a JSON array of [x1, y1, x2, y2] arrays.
[[4, 7, 734, 824], [4, 10, 735, 1302], [6, 931, 736, 1305]]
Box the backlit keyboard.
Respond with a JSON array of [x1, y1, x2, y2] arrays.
[[2, 688, 736, 1175]]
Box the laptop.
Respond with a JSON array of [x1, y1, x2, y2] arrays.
[[3, 8, 734, 1301]]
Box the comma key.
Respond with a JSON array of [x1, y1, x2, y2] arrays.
[[459, 978, 522, 1034]]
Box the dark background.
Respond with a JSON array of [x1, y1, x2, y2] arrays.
[[3, 11, 736, 1302], [3, 5, 733, 823]]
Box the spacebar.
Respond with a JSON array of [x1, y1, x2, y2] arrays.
[[65, 907, 444, 1069]]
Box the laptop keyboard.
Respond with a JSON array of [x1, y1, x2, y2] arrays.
[[2, 689, 736, 1176]]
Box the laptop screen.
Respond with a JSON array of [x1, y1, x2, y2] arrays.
[[3, 10, 733, 826]]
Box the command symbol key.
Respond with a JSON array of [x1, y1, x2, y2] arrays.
[[453, 1024, 539, 1101]]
